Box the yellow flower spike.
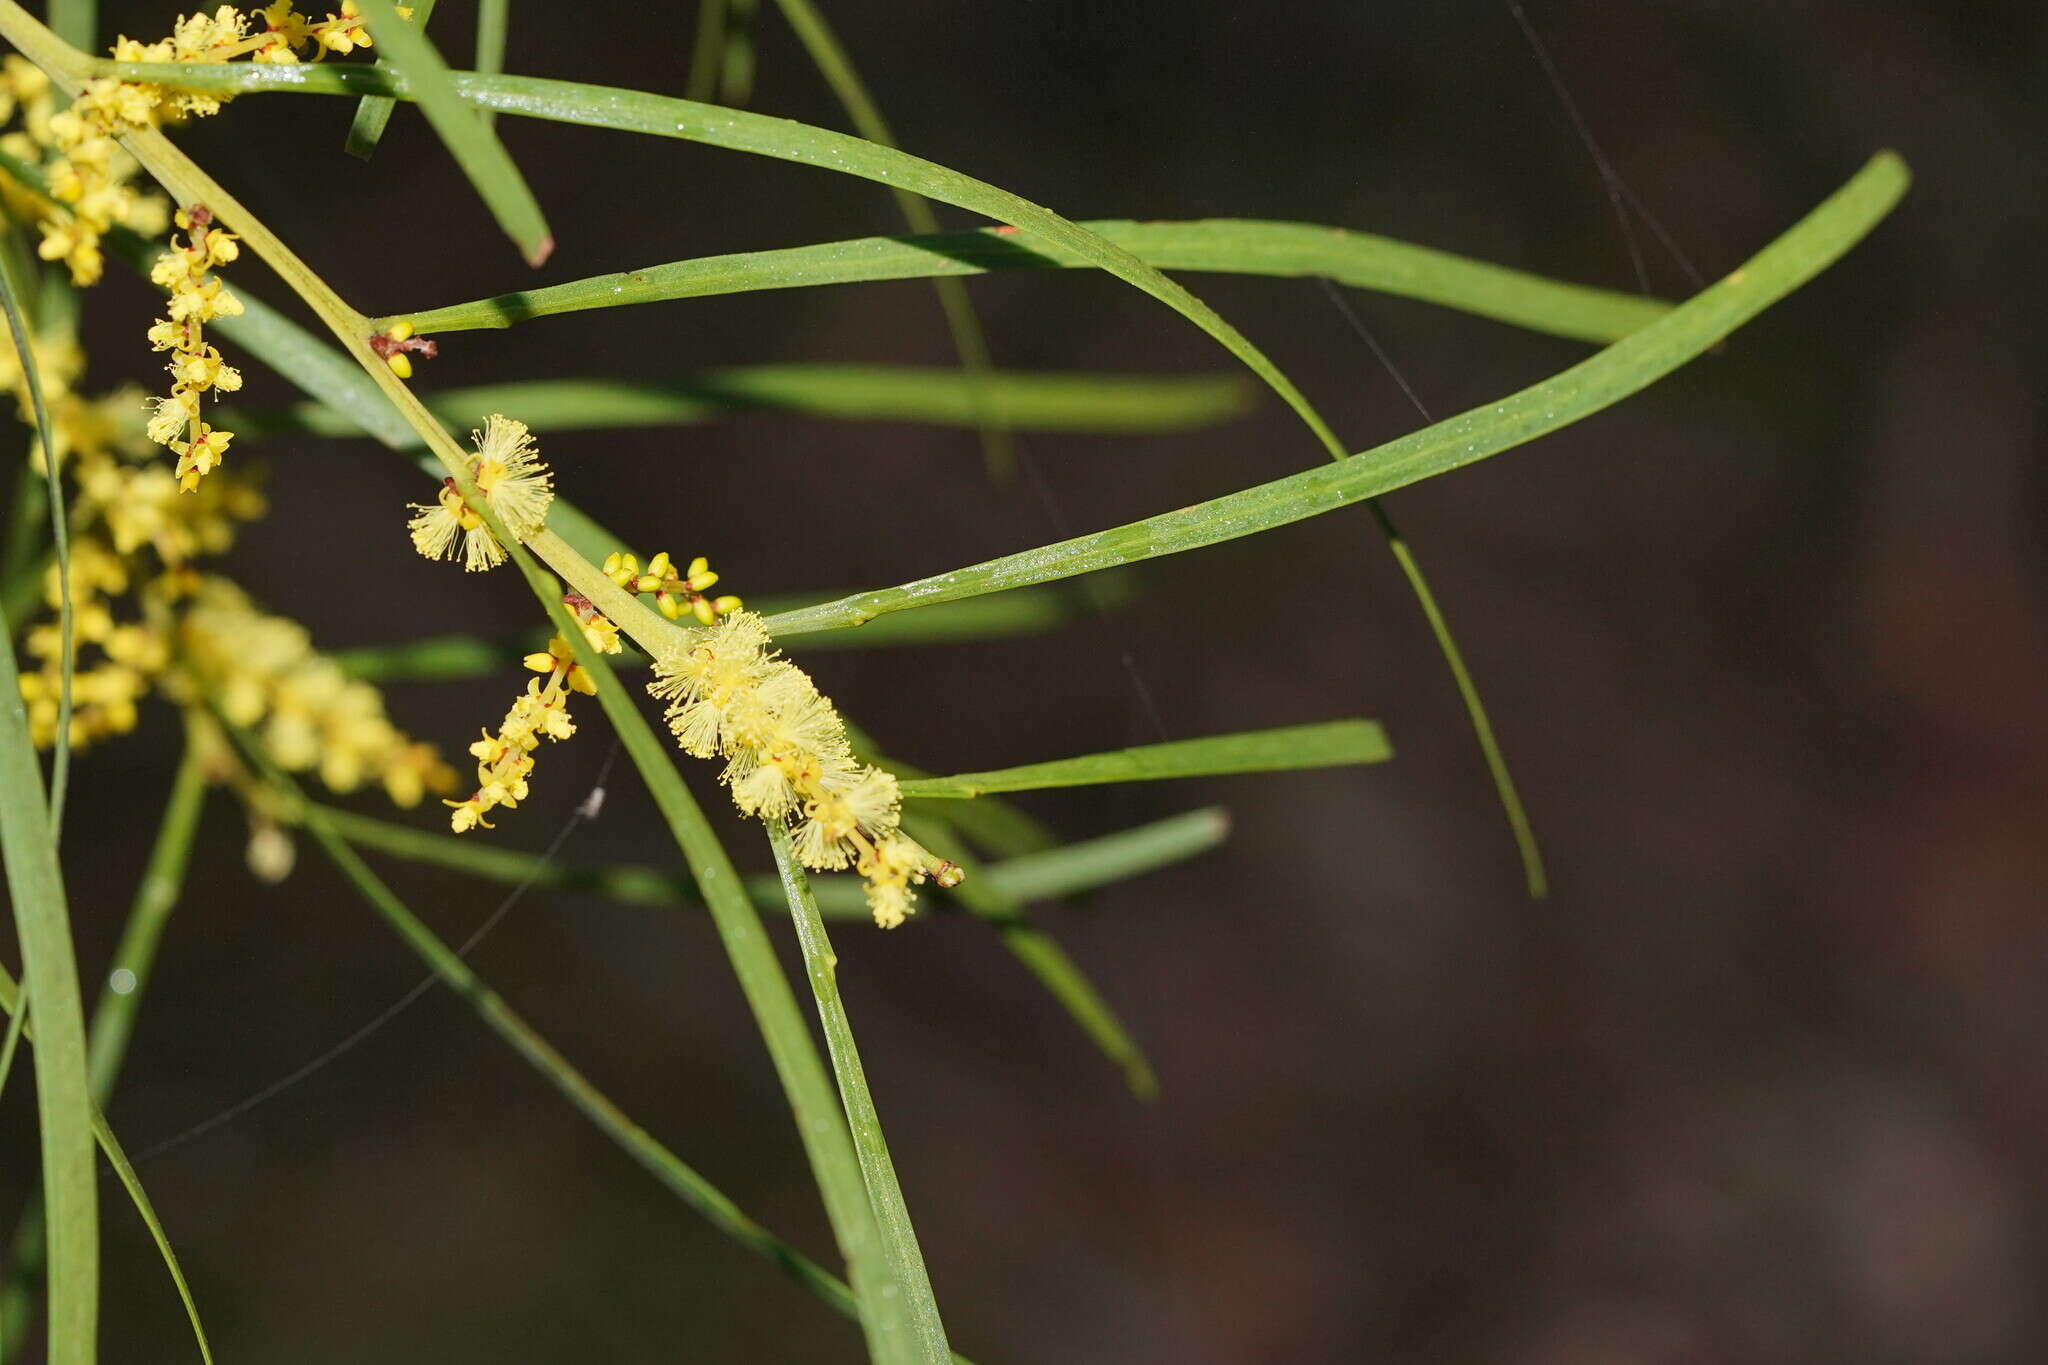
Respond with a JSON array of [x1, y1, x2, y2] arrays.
[[684, 557, 719, 592], [655, 593, 683, 620], [645, 551, 673, 580], [691, 596, 718, 625], [521, 650, 556, 674], [646, 609, 934, 926]]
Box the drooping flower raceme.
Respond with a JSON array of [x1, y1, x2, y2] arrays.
[[146, 204, 243, 489]]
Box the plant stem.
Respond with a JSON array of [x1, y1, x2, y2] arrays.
[[0, 730, 208, 1356], [770, 823, 952, 1365]]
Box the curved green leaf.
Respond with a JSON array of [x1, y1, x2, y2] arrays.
[[900, 720, 1392, 799], [351, 0, 552, 264], [0, 236, 69, 836], [395, 218, 1668, 344], [770, 826, 952, 1365], [0, 968, 212, 1364], [977, 806, 1229, 903], [221, 367, 1253, 439], [0, 621, 95, 1362], [344, 0, 436, 159], [760, 153, 1910, 636]]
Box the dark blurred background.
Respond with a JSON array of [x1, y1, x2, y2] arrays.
[[5, 1, 2046, 1360]]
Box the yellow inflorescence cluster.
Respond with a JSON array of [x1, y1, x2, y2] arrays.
[[408, 415, 556, 572], [7, 354, 450, 810], [146, 204, 242, 489], [649, 613, 960, 928], [2, 149, 448, 811], [10, 3, 400, 287], [445, 606, 618, 833], [0, 55, 170, 287], [175, 578, 455, 806]]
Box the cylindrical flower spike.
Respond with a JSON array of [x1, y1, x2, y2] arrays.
[[647, 609, 958, 927]]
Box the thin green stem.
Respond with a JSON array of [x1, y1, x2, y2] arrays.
[[0, 553, 95, 1364], [770, 823, 952, 1365], [0, 966, 211, 1364], [86, 727, 208, 1099], [0, 230, 69, 840], [0, 982, 25, 1099], [1372, 518, 1546, 897], [0, 730, 208, 1355]]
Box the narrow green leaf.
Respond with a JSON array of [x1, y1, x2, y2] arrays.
[[770, 824, 951, 1365], [348, 0, 553, 264], [975, 806, 1229, 903], [343, 0, 437, 160], [867, 757, 1056, 860], [0, 968, 212, 1364], [907, 816, 1158, 1097], [0, 602, 96, 1363], [313, 801, 1223, 923], [472, 0, 506, 130], [0, 735, 209, 1359], [210, 725, 903, 1354], [394, 219, 1667, 344], [901, 719, 1392, 799], [0, 237, 70, 838], [86, 733, 208, 1100], [221, 367, 1253, 439], [0, 980, 24, 1098], [82, 1106, 211, 1363], [763, 154, 1910, 637]]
